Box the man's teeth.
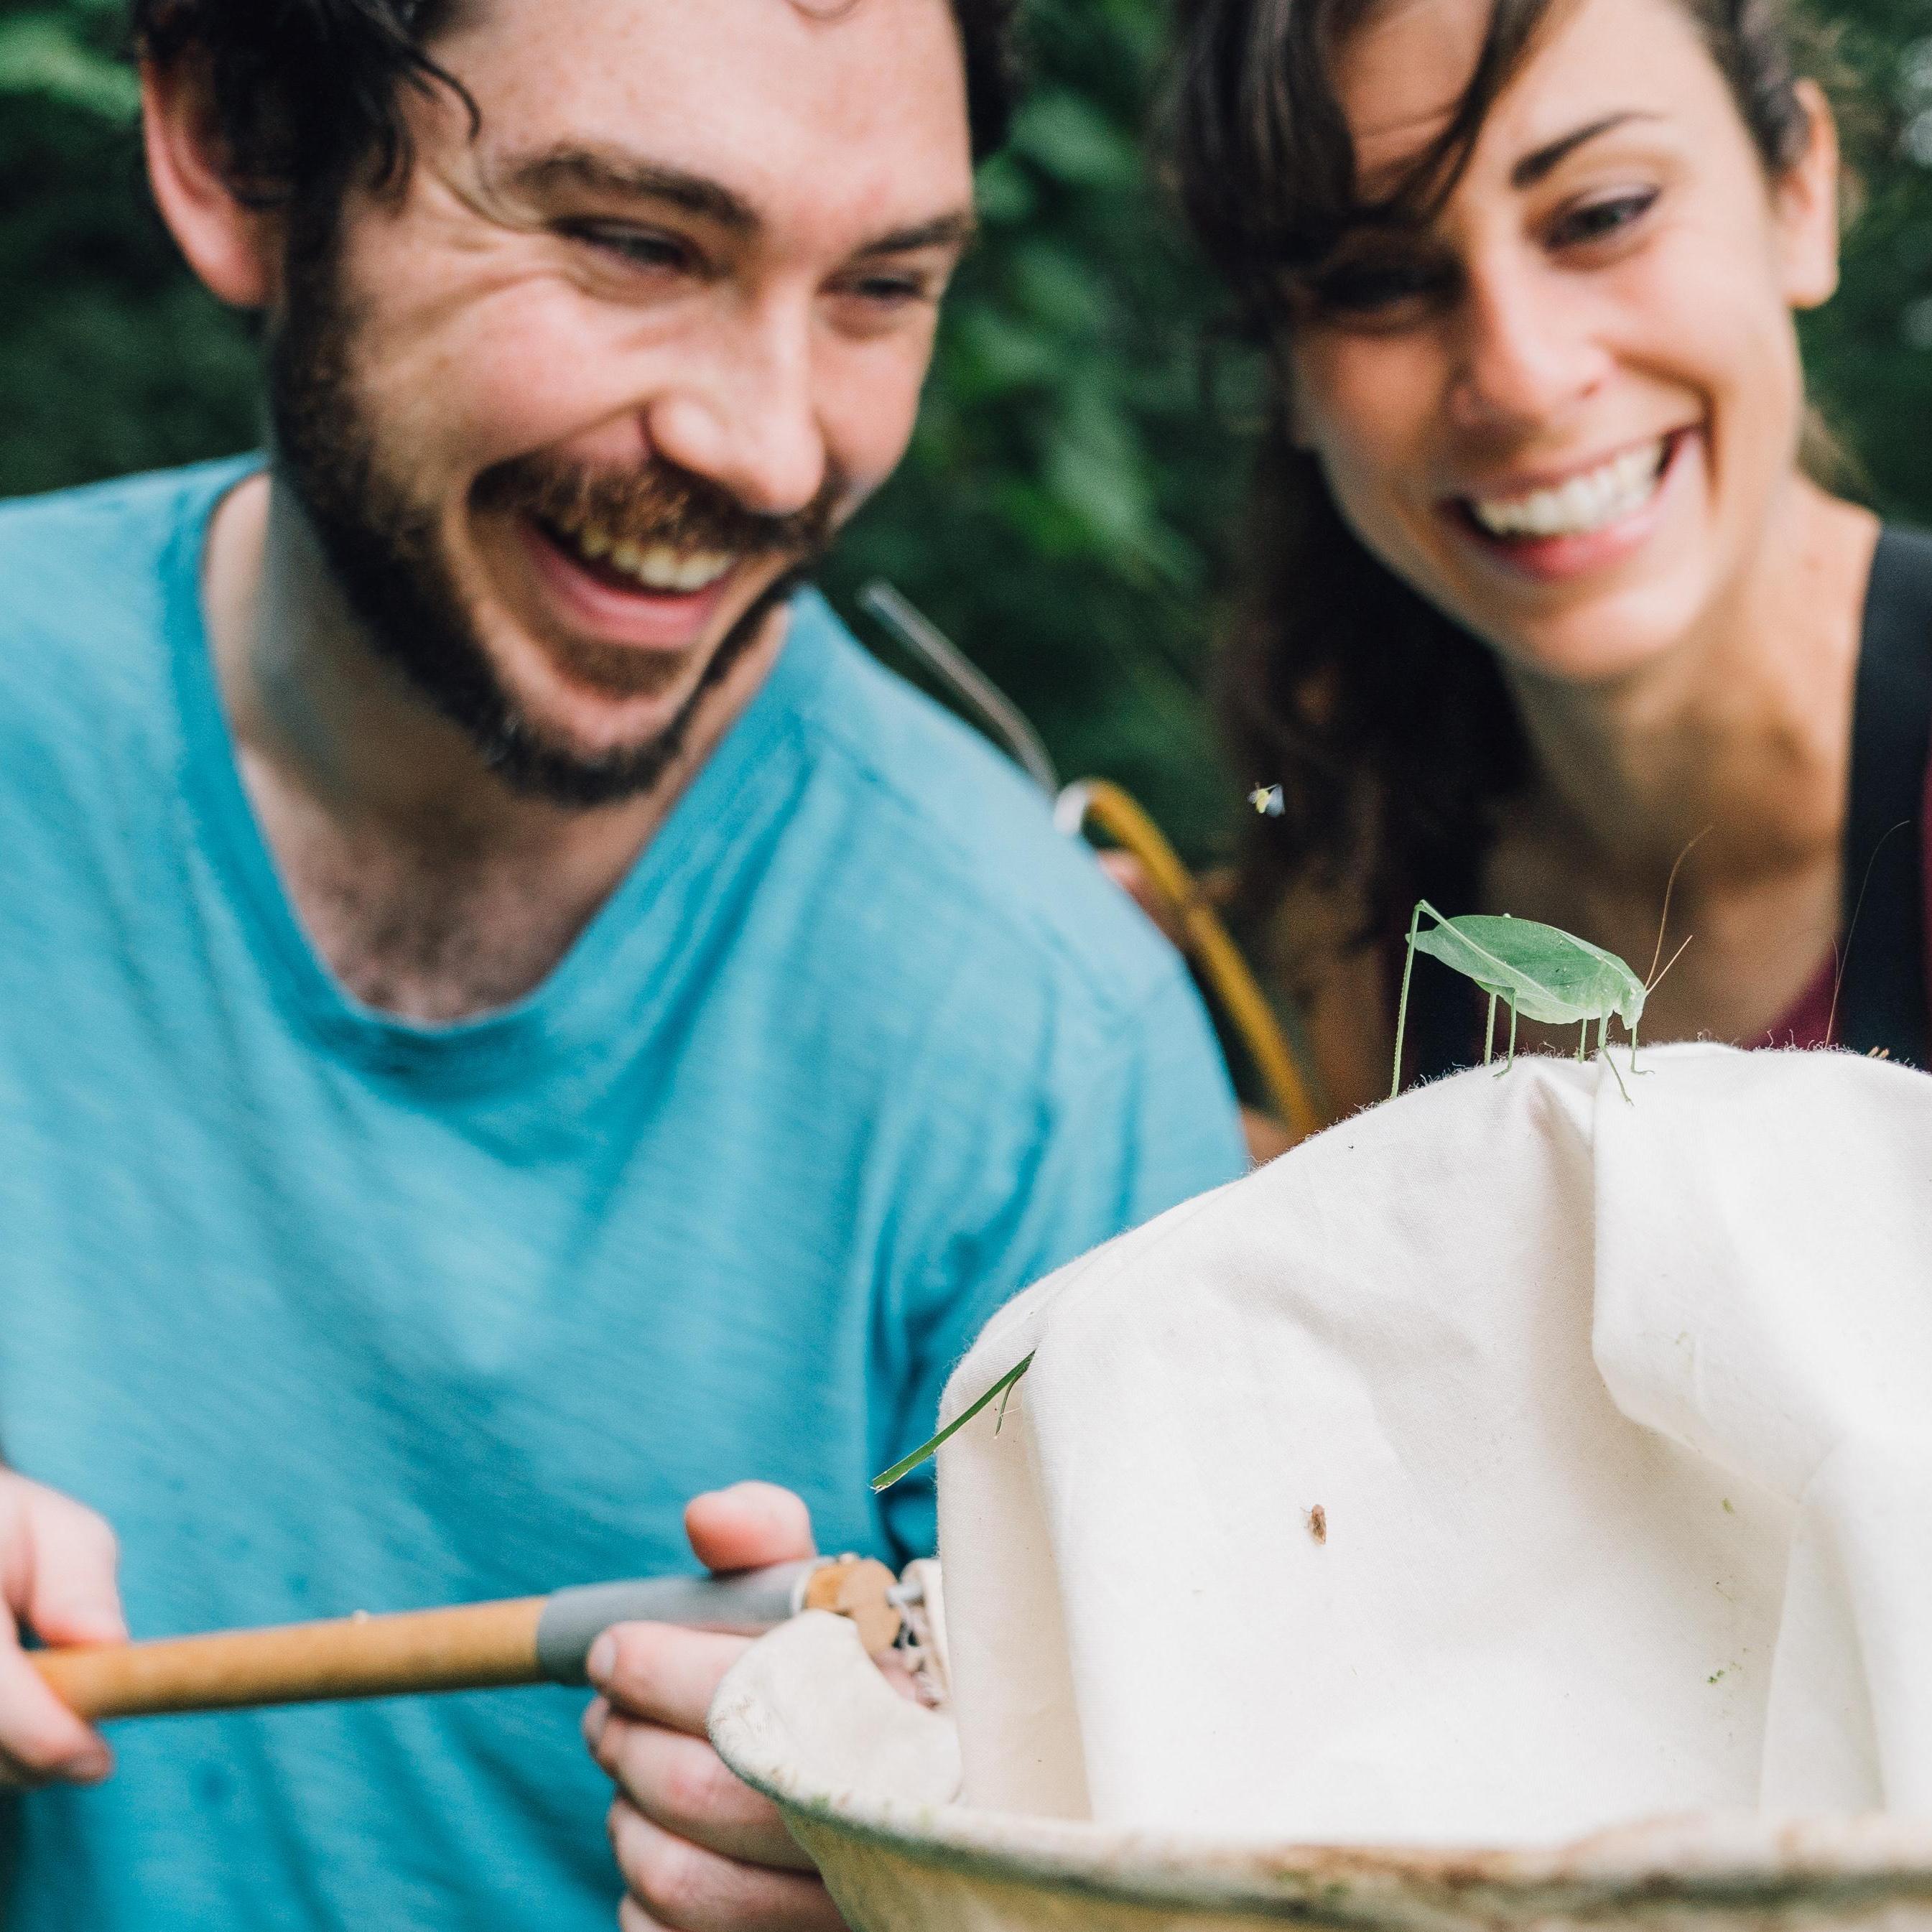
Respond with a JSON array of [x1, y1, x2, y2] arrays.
[[560, 521, 735, 593], [1469, 440, 1667, 540]]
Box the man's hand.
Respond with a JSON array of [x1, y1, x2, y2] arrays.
[[0, 1470, 126, 1789], [585, 1484, 847, 1932]]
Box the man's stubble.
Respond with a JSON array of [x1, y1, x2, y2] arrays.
[[264, 222, 838, 811]]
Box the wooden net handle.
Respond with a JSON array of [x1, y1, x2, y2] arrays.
[[26, 1557, 902, 1722], [30, 1598, 549, 1721]]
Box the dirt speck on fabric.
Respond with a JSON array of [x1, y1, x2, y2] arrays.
[[1307, 1505, 1327, 1546]]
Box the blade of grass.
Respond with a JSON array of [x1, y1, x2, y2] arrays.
[[870, 1354, 1036, 1492]]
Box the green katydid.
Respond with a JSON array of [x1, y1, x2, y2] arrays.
[[1390, 835, 1704, 1102], [875, 897, 1656, 1492], [1390, 904, 1687, 1102], [878, 843, 1706, 1493]]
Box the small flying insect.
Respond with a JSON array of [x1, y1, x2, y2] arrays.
[[1248, 784, 1285, 818]]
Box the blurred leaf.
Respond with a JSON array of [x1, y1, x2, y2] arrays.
[[950, 308, 1061, 396], [972, 153, 1037, 227], [0, 17, 138, 121], [1011, 93, 1141, 189]]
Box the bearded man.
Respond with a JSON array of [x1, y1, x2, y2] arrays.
[[0, 1, 1246, 1926]]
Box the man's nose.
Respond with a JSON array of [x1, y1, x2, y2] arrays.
[[1444, 255, 1609, 436], [644, 299, 829, 519]]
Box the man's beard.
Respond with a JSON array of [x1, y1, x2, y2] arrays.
[[264, 238, 842, 810]]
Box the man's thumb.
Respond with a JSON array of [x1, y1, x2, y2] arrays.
[[7, 1485, 127, 1648], [684, 1482, 816, 1575]]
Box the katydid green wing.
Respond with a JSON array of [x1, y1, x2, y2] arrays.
[[1414, 914, 1645, 1027]]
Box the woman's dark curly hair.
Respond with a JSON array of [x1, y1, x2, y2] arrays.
[[131, 0, 1020, 211], [1167, 0, 1849, 977]]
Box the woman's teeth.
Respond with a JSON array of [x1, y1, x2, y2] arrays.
[[560, 520, 735, 594], [1468, 440, 1667, 541]]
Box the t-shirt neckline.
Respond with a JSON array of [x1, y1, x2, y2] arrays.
[[164, 458, 822, 1087]]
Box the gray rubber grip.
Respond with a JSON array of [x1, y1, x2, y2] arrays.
[[535, 1562, 819, 1684]]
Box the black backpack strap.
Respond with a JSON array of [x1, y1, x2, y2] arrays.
[[1838, 526, 1932, 1067]]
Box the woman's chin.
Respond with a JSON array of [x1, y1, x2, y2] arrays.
[[1444, 529, 1719, 689], [1485, 588, 1707, 689]]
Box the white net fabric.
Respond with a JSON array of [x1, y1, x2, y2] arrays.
[[934, 1046, 1932, 1843]]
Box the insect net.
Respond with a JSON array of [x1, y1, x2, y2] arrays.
[[934, 1045, 1932, 1840]]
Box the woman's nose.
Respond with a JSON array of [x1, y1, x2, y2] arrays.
[[644, 305, 829, 519], [1445, 257, 1610, 435]]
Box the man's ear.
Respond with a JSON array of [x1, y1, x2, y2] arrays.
[[141, 55, 284, 310], [1775, 78, 1842, 313]]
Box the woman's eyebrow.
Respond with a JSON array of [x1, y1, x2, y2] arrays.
[[1510, 111, 1664, 189]]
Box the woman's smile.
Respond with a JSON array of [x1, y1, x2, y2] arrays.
[[1444, 427, 1696, 585]]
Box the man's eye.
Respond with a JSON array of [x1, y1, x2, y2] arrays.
[[562, 224, 694, 273], [844, 274, 933, 308], [1552, 190, 1658, 248]]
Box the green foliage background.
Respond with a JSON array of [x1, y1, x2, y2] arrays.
[[4, 0, 1932, 856]]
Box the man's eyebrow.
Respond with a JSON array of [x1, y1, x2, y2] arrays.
[[496, 144, 976, 260], [502, 144, 760, 232], [852, 212, 980, 260], [1510, 111, 1663, 190]]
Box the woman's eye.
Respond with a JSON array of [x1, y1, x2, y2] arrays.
[[1552, 190, 1658, 249], [1304, 256, 1454, 322]]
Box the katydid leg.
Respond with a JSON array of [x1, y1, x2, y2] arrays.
[[1390, 903, 1425, 1100], [1496, 1000, 1523, 1077], [1598, 1013, 1633, 1102]]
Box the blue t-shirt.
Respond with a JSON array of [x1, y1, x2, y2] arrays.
[[0, 463, 1245, 1927]]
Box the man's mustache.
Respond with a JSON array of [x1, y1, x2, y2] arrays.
[[474, 454, 842, 559]]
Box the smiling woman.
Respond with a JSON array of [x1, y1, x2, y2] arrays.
[[1167, 0, 1932, 1118]]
